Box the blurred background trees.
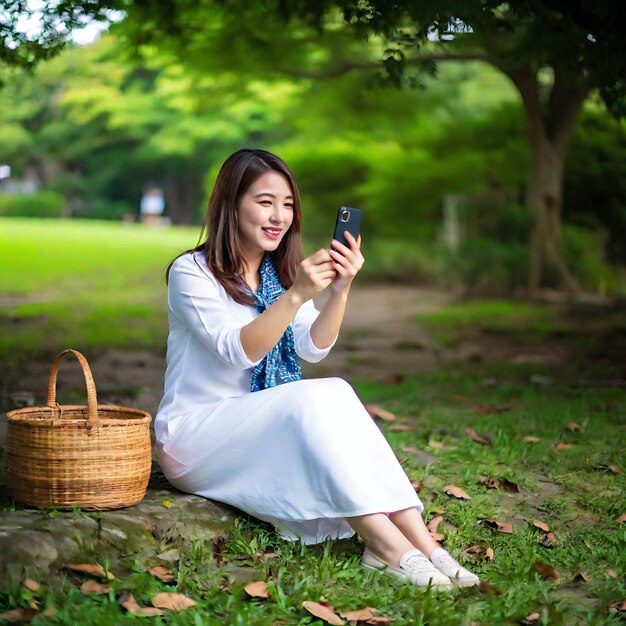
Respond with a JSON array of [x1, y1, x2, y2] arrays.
[[1, 0, 624, 296]]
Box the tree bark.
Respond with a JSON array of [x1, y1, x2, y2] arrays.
[[507, 65, 589, 297], [164, 174, 202, 225]]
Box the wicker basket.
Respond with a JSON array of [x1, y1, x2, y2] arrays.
[[6, 349, 152, 510]]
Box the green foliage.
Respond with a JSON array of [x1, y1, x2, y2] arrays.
[[0, 192, 65, 218], [564, 109, 626, 264], [561, 224, 621, 294]]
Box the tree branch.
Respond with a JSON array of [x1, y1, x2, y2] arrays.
[[279, 51, 491, 79]]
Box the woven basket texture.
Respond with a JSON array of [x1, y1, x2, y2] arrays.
[[6, 349, 152, 510]]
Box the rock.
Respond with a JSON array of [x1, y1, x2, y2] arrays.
[[0, 530, 58, 582], [0, 481, 238, 586]]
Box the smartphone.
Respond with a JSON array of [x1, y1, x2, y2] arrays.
[[332, 206, 362, 247]]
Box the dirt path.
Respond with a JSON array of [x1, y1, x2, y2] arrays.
[[0, 284, 570, 444], [1, 286, 453, 427]]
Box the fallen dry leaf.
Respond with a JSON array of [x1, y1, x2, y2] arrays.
[[302, 601, 344, 625], [479, 519, 513, 534], [443, 484, 471, 500], [364, 404, 396, 422], [474, 403, 513, 415], [478, 476, 500, 489], [564, 421, 582, 432], [63, 563, 115, 580], [365, 618, 392, 625], [573, 571, 590, 582], [119, 591, 164, 616], [429, 532, 445, 542], [410, 480, 422, 492], [339, 607, 377, 621], [465, 427, 490, 445], [523, 436, 541, 443], [0, 608, 38, 622], [401, 445, 418, 453], [486, 547, 494, 561], [213, 535, 227, 567], [538, 532, 561, 548], [595, 463, 620, 474], [532, 561, 560, 582], [256, 551, 279, 561], [384, 373, 404, 385], [525, 612, 541, 622], [465, 545, 483, 555], [427, 516, 444, 532], [432, 508, 447, 514], [389, 424, 414, 432], [147, 565, 176, 584], [244, 581, 270, 599], [22, 579, 40, 592], [555, 443, 573, 450], [479, 475, 521, 493], [80, 580, 111, 595], [610, 600, 626, 612], [152, 592, 197, 611], [616, 512, 626, 523], [606, 568, 618, 578], [532, 519, 550, 533], [478, 580, 501, 595]]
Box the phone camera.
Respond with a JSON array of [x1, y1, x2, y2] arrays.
[[340, 209, 350, 222]]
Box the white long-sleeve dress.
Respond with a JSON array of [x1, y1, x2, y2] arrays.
[[155, 251, 423, 544]]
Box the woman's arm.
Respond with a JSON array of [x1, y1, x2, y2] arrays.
[[240, 249, 336, 362], [310, 231, 364, 349]]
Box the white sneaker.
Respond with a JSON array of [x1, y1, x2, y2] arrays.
[[430, 548, 480, 587], [361, 548, 454, 590]]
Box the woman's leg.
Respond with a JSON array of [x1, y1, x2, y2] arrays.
[[388, 507, 440, 557], [346, 512, 417, 566], [388, 506, 481, 586]]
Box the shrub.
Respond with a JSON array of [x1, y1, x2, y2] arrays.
[[0, 191, 65, 217]]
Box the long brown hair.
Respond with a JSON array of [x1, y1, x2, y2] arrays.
[[166, 149, 303, 305]]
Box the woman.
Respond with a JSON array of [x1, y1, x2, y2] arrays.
[[155, 148, 479, 590]]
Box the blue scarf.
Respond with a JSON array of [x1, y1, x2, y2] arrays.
[[243, 253, 302, 392]]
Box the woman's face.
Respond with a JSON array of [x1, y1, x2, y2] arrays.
[[237, 170, 294, 262]]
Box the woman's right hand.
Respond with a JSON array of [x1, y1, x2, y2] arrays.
[[289, 248, 336, 303]]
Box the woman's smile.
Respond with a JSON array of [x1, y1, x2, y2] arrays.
[[262, 227, 283, 240]]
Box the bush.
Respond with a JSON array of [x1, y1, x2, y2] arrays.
[[441, 236, 530, 296], [74, 200, 134, 221], [0, 191, 65, 217], [561, 223, 620, 293]]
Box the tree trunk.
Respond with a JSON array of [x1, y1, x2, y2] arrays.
[[507, 65, 589, 297], [527, 135, 579, 294], [164, 175, 202, 225]]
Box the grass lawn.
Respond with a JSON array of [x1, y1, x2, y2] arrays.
[[1, 217, 625, 624], [1, 217, 200, 360]]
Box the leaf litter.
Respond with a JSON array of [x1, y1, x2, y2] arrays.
[[443, 484, 471, 500]]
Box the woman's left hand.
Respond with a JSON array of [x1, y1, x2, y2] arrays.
[[329, 231, 364, 293]]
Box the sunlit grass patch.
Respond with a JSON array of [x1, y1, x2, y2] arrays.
[[415, 299, 566, 335]]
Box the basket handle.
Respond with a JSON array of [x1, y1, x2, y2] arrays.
[[47, 349, 98, 424]]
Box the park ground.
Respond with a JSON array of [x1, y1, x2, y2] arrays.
[[0, 218, 625, 625]]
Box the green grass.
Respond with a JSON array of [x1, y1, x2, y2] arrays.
[[1, 217, 625, 624], [415, 299, 565, 333], [1, 217, 199, 359], [2, 365, 625, 625]]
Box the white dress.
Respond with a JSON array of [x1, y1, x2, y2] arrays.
[[155, 251, 423, 544]]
